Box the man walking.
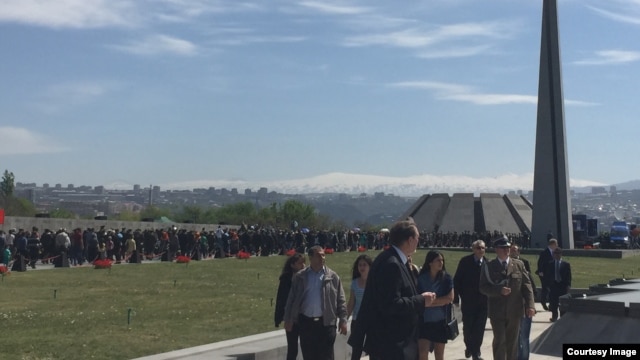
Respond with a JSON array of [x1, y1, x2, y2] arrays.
[[536, 238, 557, 310], [480, 236, 535, 360], [349, 219, 436, 360], [454, 239, 488, 360], [546, 247, 571, 322], [284, 246, 348, 360]]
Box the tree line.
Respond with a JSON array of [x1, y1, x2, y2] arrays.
[[0, 169, 355, 231]]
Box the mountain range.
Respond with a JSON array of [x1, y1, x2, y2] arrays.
[[155, 172, 632, 197]]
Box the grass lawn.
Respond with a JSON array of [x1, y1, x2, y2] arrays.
[[1, 249, 639, 359]]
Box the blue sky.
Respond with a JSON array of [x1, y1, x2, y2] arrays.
[[1, 0, 639, 190]]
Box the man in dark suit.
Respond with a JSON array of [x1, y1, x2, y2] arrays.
[[454, 239, 488, 360], [536, 238, 558, 310], [545, 247, 571, 322], [349, 219, 436, 360], [480, 236, 535, 360]]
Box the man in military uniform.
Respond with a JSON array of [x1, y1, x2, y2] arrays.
[[480, 236, 535, 360]]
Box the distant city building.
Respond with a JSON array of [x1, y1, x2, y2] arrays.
[[591, 187, 607, 194], [10, 181, 640, 229]]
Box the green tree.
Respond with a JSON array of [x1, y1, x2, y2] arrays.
[[257, 203, 279, 226], [49, 208, 77, 219], [112, 210, 140, 221], [140, 206, 172, 221], [215, 202, 257, 225], [0, 170, 36, 216], [281, 200, 315, 227], [180, 205, 213, 224], [1, 170, 15, 198]]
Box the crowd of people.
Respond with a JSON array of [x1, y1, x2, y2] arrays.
[[275, 219, 571, 360], [0, 223, 535, 271], [1, 221, 571, 359]]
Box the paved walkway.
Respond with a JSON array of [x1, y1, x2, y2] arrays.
[[26, 260, 562, 359], [137, 303, 561, 360], [424, 303, 560, 360]]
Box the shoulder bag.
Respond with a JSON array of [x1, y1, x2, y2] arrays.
[[445, 304, 459, 340]]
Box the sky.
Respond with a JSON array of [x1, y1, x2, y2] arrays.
[[1, 0, 639, 191]]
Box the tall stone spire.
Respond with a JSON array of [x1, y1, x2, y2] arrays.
[[531, 0, 574, 249]]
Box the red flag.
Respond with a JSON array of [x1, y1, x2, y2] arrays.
[[0, 209, 4, 225]]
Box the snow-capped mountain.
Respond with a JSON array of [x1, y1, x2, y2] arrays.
[[159, 172, 608, 197]]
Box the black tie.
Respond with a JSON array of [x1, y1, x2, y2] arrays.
[[502, 261, 507, 272]]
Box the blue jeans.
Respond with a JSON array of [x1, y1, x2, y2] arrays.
[[518, 316, 532, 360]]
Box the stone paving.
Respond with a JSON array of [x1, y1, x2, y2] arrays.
[[136, 302, 561, 360]]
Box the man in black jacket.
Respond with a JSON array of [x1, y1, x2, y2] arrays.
[[349, 219, 435, 360], [536, 238, 557, 310], [545, 247, 571, 322], [454, 239, 488, 360]]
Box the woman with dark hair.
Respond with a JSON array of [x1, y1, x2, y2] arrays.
[[347, 254, 373, 360], [417, 250, 454, 360], [274, 253, 305, 360]]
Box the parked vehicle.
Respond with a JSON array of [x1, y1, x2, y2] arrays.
[[605, 221, 630, 249]]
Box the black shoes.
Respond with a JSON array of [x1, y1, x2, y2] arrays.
[[550, 317, 557, 322], [541, 303, 549, 311], [466, 349, 483, 360]]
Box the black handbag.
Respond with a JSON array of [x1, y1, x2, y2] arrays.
[[445, 305, 459, 340]]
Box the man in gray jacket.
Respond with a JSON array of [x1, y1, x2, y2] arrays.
[[284, 245, 347, 360]]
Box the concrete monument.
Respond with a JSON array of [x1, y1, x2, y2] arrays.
[[531, 0, 574, 249]]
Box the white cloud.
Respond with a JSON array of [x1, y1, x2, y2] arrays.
[[573, 50, 640, 65], [152, 0, 266, 23], [388, 81, 536, 105], [46, 82, 108, 101], [217, 35, 306, 46], [417, 45, 493, 59], [388, 81, 598, 106], [344, 21, 512, 48], [445, 93, 537, 105], [296, 1, 371, 15], [344, 28, 438, 48], [0, 0, 136, 28], [34, 81, 112, 114], [0, 127, 69, 155], [586, 4, 640, 25], [110, 34, 198, 56]]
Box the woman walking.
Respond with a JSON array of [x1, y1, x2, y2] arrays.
[[417, 250, 454, 360], [347, 254, 372, 360], [274, 253, 306, 360]]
